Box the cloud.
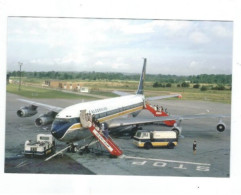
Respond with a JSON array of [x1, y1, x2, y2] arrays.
[[189, 60, 199, 68], [7, 18, 232, 75], [154, 20, 191, 32], [212, 25, 232, 37], [189, 31, 209, 44], [110, 20, 191, 35], [95, 60, 104, 66], [117, 21, 155, 34]]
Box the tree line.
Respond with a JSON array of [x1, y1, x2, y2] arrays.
[[153, 81, 231, 90], [8, 71, 232, 85]]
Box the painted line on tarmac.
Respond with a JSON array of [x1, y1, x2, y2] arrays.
[[121, 155, 211, 166], [15, 160, 28, 168]]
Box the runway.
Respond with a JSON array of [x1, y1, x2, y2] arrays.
[[4, 92, 231, 177]]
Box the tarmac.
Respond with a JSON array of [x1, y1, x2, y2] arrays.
[[4, 92, 231, 177]]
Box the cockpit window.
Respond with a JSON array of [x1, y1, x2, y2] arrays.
[[70, 118, 80, 123], [53, 117, 80, 125]]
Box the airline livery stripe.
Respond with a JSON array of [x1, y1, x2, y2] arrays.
[[98, 106, 143, 122], [69, 123, 82, 130]]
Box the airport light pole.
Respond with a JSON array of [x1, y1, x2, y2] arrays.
[[18, 62, 23, 91]]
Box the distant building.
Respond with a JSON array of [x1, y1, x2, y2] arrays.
[[44, 80, 89, 93], [80, 87, 89, 93]]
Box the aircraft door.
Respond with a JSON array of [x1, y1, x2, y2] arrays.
[[80, 110, 91, 128]]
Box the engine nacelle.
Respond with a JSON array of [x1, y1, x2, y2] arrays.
[[171, 126, 182, 136], [17, 106, 37, 117], [216, 122, 226, 132], [35, 111, 57, 127], [131, 110, 141, 117]]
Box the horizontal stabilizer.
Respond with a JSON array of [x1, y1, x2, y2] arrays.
[[146, 94, 182, 101], [112, 90, 132, 96]]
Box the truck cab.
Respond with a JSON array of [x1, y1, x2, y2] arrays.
[[133, 130, 178, 149]]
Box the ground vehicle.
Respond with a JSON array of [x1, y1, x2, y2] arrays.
[[24, 134, 56, 157], [133, 130, 178, 149]]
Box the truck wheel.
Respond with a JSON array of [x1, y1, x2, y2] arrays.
[[167, 143, 174, 149], [144, 142, 152, 150]]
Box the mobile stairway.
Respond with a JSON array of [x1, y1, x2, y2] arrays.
[[145, 103, 176, 127], [80, 110, 123, 157]]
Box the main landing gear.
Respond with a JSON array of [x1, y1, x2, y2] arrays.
[[67, 143, 78, 153]]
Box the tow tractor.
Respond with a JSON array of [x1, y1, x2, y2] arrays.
[[24, 134, 56, 157]]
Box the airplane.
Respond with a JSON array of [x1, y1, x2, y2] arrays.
[[16, 58, 230, 156]]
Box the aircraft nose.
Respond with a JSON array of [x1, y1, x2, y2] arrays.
[[51, 123, 68, 140], [51, 129, 57, 137]]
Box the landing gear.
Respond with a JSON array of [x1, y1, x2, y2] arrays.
[[68, 144, 78, 153], [79, 146, 90, 155]]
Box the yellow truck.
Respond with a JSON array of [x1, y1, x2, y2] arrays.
[[133, 130, 178, 149]]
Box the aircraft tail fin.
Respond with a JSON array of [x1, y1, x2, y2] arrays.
[[136, 58, 146, 95]]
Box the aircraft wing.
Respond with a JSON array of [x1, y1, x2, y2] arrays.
[[108, 114, 230, 128], [18, 98, 63, 112]]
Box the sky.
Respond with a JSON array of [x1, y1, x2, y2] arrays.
[[7, 17, 233, 75]]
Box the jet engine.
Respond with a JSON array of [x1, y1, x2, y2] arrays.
[[171, 124, 182, 136], [131, 110, 141, 117], [17, 106, 37, 117], [216, 122, 226, 132], [35, 111, 57, 127]]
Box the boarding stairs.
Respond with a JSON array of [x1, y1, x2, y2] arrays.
[[145, 103, 176, 127], [80, 110, 123, 157]]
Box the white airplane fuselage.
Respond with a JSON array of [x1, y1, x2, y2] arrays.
[[51, 94, 145, 142]]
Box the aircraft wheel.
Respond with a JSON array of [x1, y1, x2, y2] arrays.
[[167, 143, 174, 149], [74, 147, 78, 153], [109, 154, 118, 158], [84, 147, 90, 153], [52, 147, 56, 154], [144, 142, 152, 150]]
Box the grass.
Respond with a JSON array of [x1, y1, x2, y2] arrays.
[[7, 84, 97, 100], [7, 78, 231, 104], [143, 88, 231, 104], [89, 90, 118, 97], [87, 81, 231, 104]]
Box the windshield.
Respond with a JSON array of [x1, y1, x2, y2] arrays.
[[136, 132, 142, 138], [53, 118, 80, 125]]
